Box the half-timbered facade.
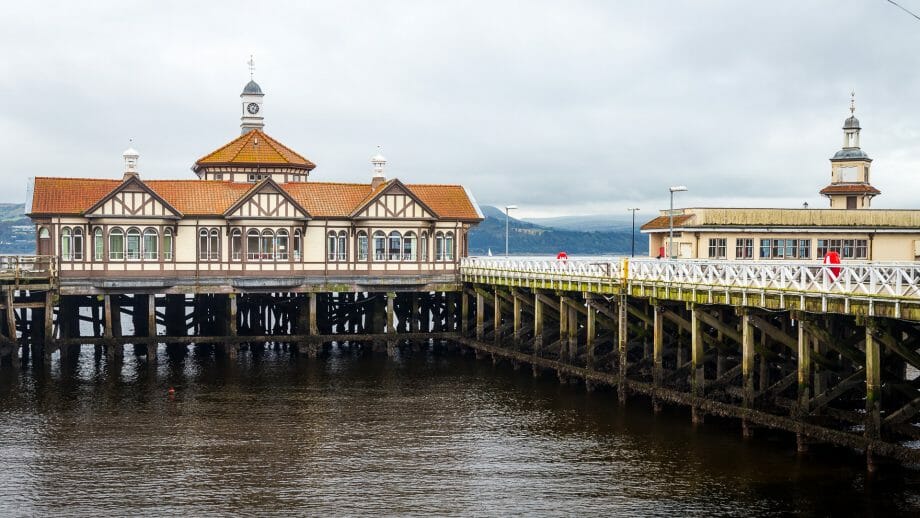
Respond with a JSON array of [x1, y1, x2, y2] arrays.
[[27, 78, 483, 289]]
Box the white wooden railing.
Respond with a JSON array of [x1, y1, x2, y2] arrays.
[[461, 256, 920, 300]]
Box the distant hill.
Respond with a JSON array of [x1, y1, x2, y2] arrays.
[[468, 206, 647, 256], [523, 213, 651, 233], [0, 203, 34, 254]]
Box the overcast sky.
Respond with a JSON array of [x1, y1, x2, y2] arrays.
[[3, 1, 920, 218]]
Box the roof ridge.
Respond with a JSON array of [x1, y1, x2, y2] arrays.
[[34, 177, 121, 182]]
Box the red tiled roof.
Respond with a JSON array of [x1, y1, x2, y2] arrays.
[[640, 214, 693, 231], [819, 183, 881, 196], [194, 129, 316, 170], [30, 177, 482, 221]]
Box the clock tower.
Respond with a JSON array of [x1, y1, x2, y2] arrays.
[[240, 79, 264, 134], [819, 93, 880, 209], [240, 57, 265, 134]]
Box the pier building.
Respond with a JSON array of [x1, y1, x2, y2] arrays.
[[27, 77, 484, 291], [641, 98, 920, 261]]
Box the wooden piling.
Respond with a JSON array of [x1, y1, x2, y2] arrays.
[[475, 291, 484, 341], [796, 317, 811, 452], [690, 305, 704, 423], [618, 294, 628, 404], [741, 310, 755, 437], [865, 319, 881, 470], [493, 290, 501, 344]]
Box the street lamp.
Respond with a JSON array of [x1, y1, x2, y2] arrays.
[[627, 208, 640, 257], [668, 186, 688, 259], [505, 205, 518, 256]]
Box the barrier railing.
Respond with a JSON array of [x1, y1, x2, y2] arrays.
[[0, 255, 57, 282], [461, 256, 920, 300]]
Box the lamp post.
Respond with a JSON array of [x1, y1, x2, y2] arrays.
[[505, 205, 518, 256], [668, 186, 687, 259], [627, 208, 640, 257]]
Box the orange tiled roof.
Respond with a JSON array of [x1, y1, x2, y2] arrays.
[[194, 129, 316, 170], [640, 214, 693, 231], [29, 177, 483, 221], [819, 183, 881, 196]]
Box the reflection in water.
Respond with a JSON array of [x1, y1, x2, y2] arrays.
[[0, 342, 918, 515]]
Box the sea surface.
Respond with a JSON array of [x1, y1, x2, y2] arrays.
[[0, 343, 918, 516]]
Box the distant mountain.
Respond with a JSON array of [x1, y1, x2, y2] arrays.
[[468, 206, 647, 256], [523, 213, 651, 233], [0, 203, 34, 254]]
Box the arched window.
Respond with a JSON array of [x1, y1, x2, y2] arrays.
[[209, 229, 220, 261], [38, 227, 50, 239], [72, 227, 84, 260], [199, 229, 209, 260], [260, 229, 274, 260], [357, 231, 368, 261], [277, 229, 289, 260], [126, 228, 141, 260], [143, 228, 158, 260], [247, 229, 260, 260], [93, 228, 103, 261], [388, 231, 402, 261], [163, 228, 173, 261], [403, 231, 417, 261], [327, 231, 338, 261], [445, 231, 455, 261], [337, 231, 347, 261], [110, 228, 125, 260], [420, 232, 429, 261], [293, 230, 303, 261], [60, 227, 72, 260], [373, 231, 386, 261], [231, 229, 242, 260], [435, 231, 444, 261]]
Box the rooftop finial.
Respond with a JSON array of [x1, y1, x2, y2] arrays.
[[248, 55, 255, 80], [850, 91, 856, 115]]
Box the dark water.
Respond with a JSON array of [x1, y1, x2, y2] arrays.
[[0, 344, 918, 516]]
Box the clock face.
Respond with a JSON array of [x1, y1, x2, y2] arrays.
[[247, 102, 260, 115]]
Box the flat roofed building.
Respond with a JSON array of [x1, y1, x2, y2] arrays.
[[642, 96, 920, 262]]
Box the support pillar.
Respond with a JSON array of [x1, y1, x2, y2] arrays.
[[586, 303, 596, 368], [475, 292, 484, 341], [618, 294, 628, 404], [6, 289, 17, 364], [461, 291, 469, 336], [386, 291, 396, 357], [309, 293, 319, 336], [690, 305, 704, 424], [513, 292, 522, 346], [865, 320, 881, 471], [741, 310, 755, 437], [533, 293, 543, 378], [796, 317, 811, 452], [410, 293, 419, 333], [652, 303, 664, 413], [559, 297, 568, 360], [229, 294, 238, 337], [493, 290, 501, 344]]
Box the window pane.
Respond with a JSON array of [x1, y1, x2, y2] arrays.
[[164, 233, 173, 260], [337, 235, 346, 261], [110, 232, 124, 260], [143, 231, 157, 260], [358, 235, 368, 261], [94, 230, 104, 261], [127, 230, 140, 260]]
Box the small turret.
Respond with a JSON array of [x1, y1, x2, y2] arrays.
[[123, 146, 140, 180], [371, 147, 387, 190]]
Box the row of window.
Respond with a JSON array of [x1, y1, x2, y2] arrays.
[[707, 238, 869, 260], [55, 226, 456, 262], [59, 227, 174, 261]]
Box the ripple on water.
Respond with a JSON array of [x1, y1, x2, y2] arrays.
[[0, 345, 917, 516]]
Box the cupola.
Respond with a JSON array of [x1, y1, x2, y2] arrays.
[[371, 147, 387, 190], [240, 56, 265, 134]]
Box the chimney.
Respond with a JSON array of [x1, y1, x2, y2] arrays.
[[370, 147, 387, 190], [123, 146, 140, 181]]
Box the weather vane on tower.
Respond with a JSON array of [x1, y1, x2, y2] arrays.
[[850, 91, 856, 114], [247, 55, 255, 80]]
